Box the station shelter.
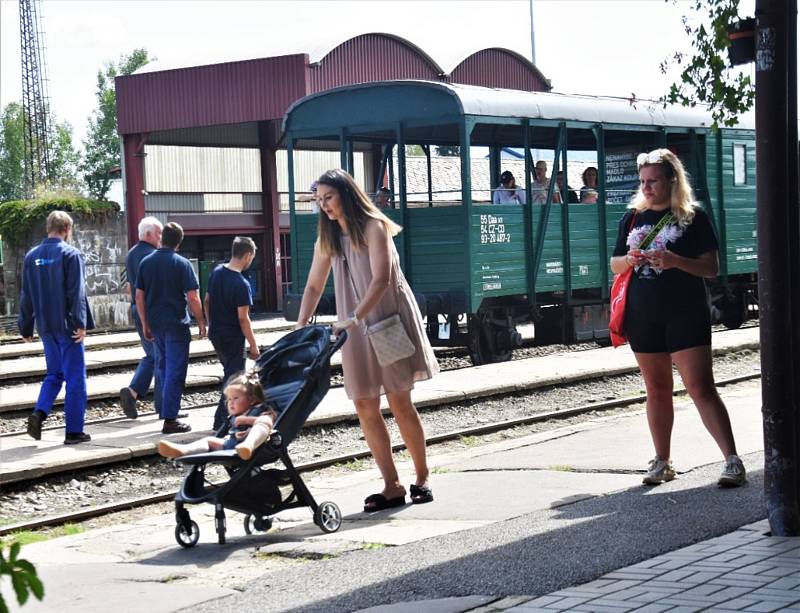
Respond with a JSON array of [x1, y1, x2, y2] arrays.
[[115, 33, 551, 312]]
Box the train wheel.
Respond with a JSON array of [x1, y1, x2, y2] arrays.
[[175, 521, 200, 548]]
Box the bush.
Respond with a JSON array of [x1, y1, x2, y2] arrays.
[[0, 191, 119, 246]]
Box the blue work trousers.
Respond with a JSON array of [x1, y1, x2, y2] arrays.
[[152, 326, 191, 420], [129, 307, 161, 412], [210, 334, 246, 430], [37, 333, 87, 434]]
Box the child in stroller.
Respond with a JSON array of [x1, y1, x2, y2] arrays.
[[158, 372, 277, 461], [171, 324, 347, 547]]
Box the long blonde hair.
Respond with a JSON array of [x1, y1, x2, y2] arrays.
[[315, 169, 402, 257], [630, 149, 696, 227]]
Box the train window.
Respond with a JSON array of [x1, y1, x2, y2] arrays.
[[733, 144, 747, 186]]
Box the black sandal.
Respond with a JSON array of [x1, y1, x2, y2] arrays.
[[410, 484, 434, 504], [363, 493, 406, 513]]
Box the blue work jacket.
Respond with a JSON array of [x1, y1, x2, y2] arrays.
[[18, 237, 95, 338]]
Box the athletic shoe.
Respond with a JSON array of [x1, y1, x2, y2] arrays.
[[642, 456, 676, 485], [120, 387, 138, 419], [64, 432, 91, 445], [718, 455, 746, 487], [161, 420, 191, 434], [27, 410, 46, 440]]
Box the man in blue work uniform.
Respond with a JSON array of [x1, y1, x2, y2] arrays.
[[19, 210, 95, 444], [120, 216, 162, 419], [204, 236, 259, 430], [136, 222, 206, 434]]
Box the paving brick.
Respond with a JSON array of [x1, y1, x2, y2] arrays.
[[567, 603, 629, 612], [516, 595, 564, 607], [627, 604, 673, 613], [546, 596, 592, 610], [741, 601, 795, 612], [764, 577, 800, 590]]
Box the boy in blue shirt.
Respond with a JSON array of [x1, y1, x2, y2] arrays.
[[136, 222, 206, 434], [19, 211, 95, 444], [204, 236, 259, 430]]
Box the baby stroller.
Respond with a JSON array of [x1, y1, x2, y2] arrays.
[[171, 324, 347, 547]]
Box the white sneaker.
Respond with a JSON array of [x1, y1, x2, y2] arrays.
[[643, 456, 676, 485], [718, 455, 746, 487]]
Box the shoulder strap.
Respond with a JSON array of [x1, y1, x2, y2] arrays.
[[638, 212, 673, 250]]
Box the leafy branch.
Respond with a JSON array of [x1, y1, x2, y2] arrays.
[[0, 542, 44, 613], [661, 0, 754, 128]]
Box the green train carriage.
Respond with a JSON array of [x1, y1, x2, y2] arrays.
[[283, 80, 757, 365]]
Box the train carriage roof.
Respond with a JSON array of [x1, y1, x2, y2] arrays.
[[284, 80, 755, 135]]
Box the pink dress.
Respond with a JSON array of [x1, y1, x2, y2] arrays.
[[331, 228, 439, 400]]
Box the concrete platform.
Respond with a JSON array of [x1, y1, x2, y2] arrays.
[[0, 327, 760, 486], [12, 379, 768, 613]]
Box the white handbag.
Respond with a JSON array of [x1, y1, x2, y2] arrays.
[[343, 251, 416, 367]]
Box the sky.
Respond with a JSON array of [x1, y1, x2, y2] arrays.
[[1, 0, 759, 149]]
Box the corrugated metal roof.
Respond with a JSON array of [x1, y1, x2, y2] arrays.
[[448, 48, 550, 92], [144, 145, 262, 192]]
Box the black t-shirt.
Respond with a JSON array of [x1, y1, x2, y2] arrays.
[[612, 207, 718, 312]]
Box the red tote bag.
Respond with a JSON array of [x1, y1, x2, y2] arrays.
[[609, 213, 637, 348]]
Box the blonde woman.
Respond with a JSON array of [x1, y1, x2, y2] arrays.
[[609, 149, 746, 488], [295, 169, 439, 511]]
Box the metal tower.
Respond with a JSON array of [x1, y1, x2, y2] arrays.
[[19, 0, 51, 196]]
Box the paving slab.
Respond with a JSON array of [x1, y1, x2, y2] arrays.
[[451, 385, 763, 475]]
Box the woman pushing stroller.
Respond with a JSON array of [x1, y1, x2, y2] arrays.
[[158, 372, 277, 461], [295, 169, 439, 512]]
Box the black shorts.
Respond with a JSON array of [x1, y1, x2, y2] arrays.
[[625, 301, 711, 354]]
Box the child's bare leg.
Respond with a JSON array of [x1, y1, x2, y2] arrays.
[[206, 437, 226, 451], [158, 437, 212, 458], [236, 418, 273, 460]]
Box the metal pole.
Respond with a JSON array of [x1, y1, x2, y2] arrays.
[[529, 0, 536, 65], [756, 0, 800, 536]]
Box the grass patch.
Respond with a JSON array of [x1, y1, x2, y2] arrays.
[[361, 542, 386, 550], [548, 465, 574, 472], [459, 435, 479, 447], [2, 523, 84, 546], [431, 466, 451, 475], [339, 458, 367, 471]]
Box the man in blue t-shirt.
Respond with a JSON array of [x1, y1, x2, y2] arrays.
[[18, 211, 95, 444], [136, 222, 206, 434], [204, 236, 259, 430], [120, 216, 162, 420]]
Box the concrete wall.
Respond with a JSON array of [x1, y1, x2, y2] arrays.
[[1, 211, 131, 331]]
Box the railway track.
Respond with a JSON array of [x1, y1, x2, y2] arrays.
[[0, 368, 761, 537]]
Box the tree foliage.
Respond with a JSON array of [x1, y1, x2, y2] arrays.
[[81, 48, 151, 200], [0, 103, 81, 203], [0, 541, 44, 613], [661, 0, 754, 127]]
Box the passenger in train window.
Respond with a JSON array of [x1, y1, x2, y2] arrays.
[[120, 216, 163, 420], [553, 171, 579, 204], [295, 169, 439, 511], [19, 211, 95, 444], [580, 166, 599, 203], [609, 148, 746, 488], [136, 222, 206, 435], [374, 186, 392, 209], [531, 161, 550, 204], [492, 170, 525, 204], [205, 236, 260, 431]]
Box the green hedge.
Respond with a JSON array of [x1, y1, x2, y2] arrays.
[[0, 193, 119, 246]]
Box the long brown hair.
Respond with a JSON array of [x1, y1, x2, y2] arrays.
[[315, 169, 401, 257]]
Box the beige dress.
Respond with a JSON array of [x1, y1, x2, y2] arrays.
[[332, 229, 439, 400]]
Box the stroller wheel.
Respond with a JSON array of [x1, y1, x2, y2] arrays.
[[175, 520, 200, 548], [314, 501, 342, 534], [243, 514, 273, 535]]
